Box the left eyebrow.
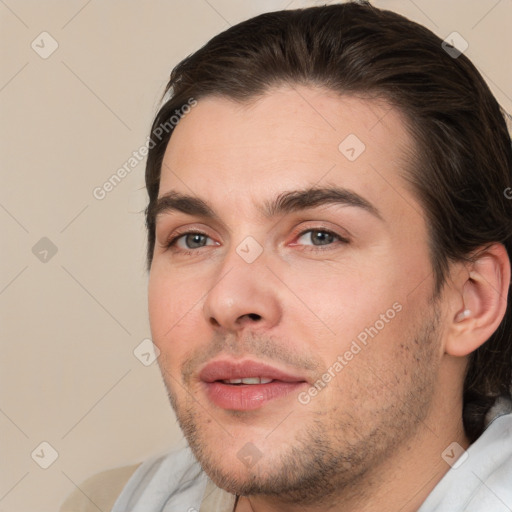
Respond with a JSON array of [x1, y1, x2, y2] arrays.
[[262, 186, 383, 220], [151, 185, 383, 224]]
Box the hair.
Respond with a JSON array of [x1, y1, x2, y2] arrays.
[[144, 1, 512, 441]]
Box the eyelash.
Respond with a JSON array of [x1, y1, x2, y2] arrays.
[[163, 227, 349, 257]]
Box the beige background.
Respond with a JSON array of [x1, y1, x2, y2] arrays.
[[1, 1, 510, 511]]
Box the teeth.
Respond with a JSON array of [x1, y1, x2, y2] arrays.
[[241, 377, 263, 385], [222, 377, 274, 385]]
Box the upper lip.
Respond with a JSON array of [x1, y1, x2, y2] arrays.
[[199, 359, 309, 383]]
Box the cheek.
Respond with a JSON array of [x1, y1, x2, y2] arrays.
[[281, 255, 418, 372], [283, 259, 397, 329], [148, 267, 205, 350], [147, 269, 171, 340]]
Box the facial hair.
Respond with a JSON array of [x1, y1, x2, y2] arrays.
[[159, 303, 442, 507]]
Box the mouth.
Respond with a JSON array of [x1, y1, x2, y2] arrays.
[[199, 359, 309, 411]]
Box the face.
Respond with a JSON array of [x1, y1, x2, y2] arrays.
[[148, 86, 446, 503]]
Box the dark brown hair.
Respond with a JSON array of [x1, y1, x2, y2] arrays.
[[144, 1, 512, 441]]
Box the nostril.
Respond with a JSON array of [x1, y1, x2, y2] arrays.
[[209, 317, 221, 327], [208, 313, 261, 328]]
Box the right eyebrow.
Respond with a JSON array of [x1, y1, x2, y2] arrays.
[[152, 191, 217, 221]]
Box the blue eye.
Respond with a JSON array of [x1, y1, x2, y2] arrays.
[[164, 227, 348, 257], [180, 233, 209, 249], [296, 229, 340, 246], [167, 232, 215, 250]]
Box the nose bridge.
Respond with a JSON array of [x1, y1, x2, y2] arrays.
[[202, 235, 280, 331]]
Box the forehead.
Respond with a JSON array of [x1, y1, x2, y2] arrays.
[[159, 86, 420, 224]]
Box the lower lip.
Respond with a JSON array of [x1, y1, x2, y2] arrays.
[[203, 381, 306, 410]]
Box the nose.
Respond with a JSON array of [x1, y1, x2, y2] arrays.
[[202, 250, 282, 333]]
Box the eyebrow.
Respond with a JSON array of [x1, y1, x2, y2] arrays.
[[152, 186, 383, 224]]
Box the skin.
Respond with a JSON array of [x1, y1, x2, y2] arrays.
[[147, 85, 510, 511]]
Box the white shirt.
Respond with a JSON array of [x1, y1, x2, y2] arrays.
[[112, 408, 512, 512]]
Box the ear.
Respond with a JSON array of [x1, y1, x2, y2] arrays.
[[445, 243, 511, 357]]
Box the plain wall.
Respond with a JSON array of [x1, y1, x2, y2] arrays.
[[1, 1, 510, 510]]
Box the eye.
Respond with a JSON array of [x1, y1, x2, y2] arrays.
[[162, 227, 348, 257], [294, 228, 348, 248], [166, 231, 217, 252]]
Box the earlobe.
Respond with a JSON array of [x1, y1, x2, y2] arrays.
[[446, 244, 511, 358]]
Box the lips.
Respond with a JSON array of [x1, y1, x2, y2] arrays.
[[199, 359, 308, 411], [200, 360, 307, 383]]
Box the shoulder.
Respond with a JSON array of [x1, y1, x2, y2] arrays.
[[109, 446, 208, 511], [60, 446, 209, 512], [419, 411, 512, 512], [59, 463, 142, 512]]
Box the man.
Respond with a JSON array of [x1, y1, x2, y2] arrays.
[[61, 2, 512, 511]]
